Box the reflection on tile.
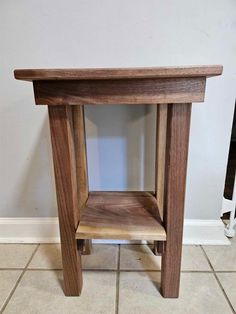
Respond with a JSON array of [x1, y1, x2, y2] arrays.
[[82, 244, 118, 270], [217, 273, 236, 311], [29, 244, 118, 270], [181, 246, 211, 271], [29, 244, 62, 269], [120, 245, 161, 270], [0, 244, 37, 268], [119, 272, 232, 314], [203, 237, 236, 271], [4, 271, 116, 314], [0, 271, 22, 311], [120, 245, 211, 271]]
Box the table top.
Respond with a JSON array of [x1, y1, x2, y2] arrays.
[[14, 65, 223, 81]]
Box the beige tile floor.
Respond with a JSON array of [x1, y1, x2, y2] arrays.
[[0, 240, 235, 314]]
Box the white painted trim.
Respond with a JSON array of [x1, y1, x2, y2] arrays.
[[0, 217, 230, 245], [0, 218, 60, 244], [183, 219, 230, 245]]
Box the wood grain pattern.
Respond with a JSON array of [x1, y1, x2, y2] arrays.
[[33, 77, 206, 105], [72, 105, 88, 211], [155, 104, 168, 219], [88, 191, 154, 197], [154, 105, 167, 262], [48, 105, 82, 296], [14, 65, 222, 299], [14, 65, 223, 81], [161, 103, 191, 298], [72, 105, 92, 254], [76, 192, 166, 240]]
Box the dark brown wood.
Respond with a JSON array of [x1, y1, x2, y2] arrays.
[[14, 65, 223, 81], [88, 191, 154, 197], [14, 65, 222, 299], [72, 105, 92, 254], [77, 239, 92, 255], [83, 240, 93, 255], [33, 77, 206, 105], [48, 105, 82, 296], [155, 104, 168, 219], [153, 241, 165, 256], [161, 103, 191, 298], [72, 106, 89, 212], [76, 192, 166, 240]]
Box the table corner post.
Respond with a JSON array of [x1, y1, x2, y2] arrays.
[[48, 105, 83, 296], [71, 105, 92, 255], [161, 103, 192, 298]]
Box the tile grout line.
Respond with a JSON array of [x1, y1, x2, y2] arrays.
[[214, 273, 236, 314], [3, 268, 235, 273], [0, 244, 40, 314], [1, 243, 236, 313], [213, 271, 236, 273], [199, 246, 216, 271], [115, 244, 120, 314], [200, 246, 236, 314]]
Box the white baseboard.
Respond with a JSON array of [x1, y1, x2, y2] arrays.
[[183, 219, 230, 245], [0, 217, 230, 245], [0, 218, 60, 244]]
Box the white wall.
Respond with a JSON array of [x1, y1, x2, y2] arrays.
[[0, 0, 236, 220]]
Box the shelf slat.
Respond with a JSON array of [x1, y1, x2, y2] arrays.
[[76, 192, 166, 241]]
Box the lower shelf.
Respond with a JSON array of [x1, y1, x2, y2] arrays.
[[76, 192, 166, 241]]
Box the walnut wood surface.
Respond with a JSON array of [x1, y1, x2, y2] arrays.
[[153, 241, 165, 256], [48, 106, 82, 296], [33, 77, 206, 105], [72, 105, 92, 254], [89, 191, 154, 196], [14, 65, 222, 81], [72, 105, 88, 211], [155, 104, 167, 219], [14, 65, 222, 299], [78, 239, 92, 255], [161, 103, 191, 298], [76, 192, 166, 240]]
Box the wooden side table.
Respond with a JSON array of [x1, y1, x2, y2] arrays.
[[14, 66, 222, 298]]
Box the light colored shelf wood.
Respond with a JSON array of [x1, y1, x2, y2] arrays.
[[76, 192, 166, 241]]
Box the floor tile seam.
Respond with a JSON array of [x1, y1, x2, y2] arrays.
[[2, 268, 229, 273], [0, 244, 40, 313], [214, 272, 236, 314], [200, 246, 236, 314]]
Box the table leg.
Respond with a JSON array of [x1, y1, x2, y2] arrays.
[[48, 105, 82, 296], [154, 105, 167, 257], [155, 104, 167, 220], [72, 105, 92, 255], [161, 103, 191, 298], [153, 241, 165, 256]]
